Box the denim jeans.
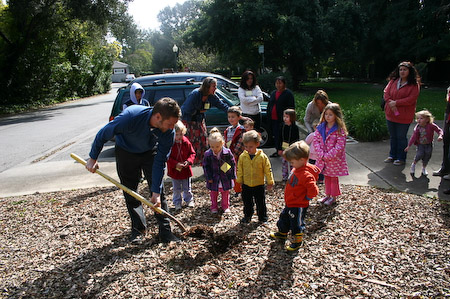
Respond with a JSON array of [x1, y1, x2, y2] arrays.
[[386, 120, 410, 161], [172, 178, 193, 205]]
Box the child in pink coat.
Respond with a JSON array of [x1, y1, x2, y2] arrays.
[[313, 103, 349, 205]]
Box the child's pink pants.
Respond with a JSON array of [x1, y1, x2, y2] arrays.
[[324, 176, 341, 197], [210, 188, 230, 211]]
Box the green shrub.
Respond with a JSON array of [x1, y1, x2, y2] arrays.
[[295, 93, 312, 123], [345, 101, 388, 142]]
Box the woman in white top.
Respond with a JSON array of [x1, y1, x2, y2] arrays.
[[238, 70, 263, 131], [303, 89, 331, 133]]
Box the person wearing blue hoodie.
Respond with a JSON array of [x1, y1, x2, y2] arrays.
[[123, 83, 150, 111], [86, 97, 181, 244]]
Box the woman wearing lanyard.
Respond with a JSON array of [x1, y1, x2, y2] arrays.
[[181, 77, 230, 165], [238, 70, 264, 132]]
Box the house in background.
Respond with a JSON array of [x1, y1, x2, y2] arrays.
[[112, 61, 131, 83]]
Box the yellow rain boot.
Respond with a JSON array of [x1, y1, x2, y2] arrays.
[[286, 233, 303, 251], [269, 231, 288, 240]]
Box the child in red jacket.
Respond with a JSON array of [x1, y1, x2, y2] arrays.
[[269, 141, 320, 251], [167, 121, 196, 211], [224, 106, 245, 197]]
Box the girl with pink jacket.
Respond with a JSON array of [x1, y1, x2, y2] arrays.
[[313, 103, 349, 205]]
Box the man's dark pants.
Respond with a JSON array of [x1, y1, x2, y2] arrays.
[[115, 146, 172, 240]]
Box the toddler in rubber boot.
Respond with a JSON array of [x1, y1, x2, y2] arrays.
[[269, 141, 319, 251]]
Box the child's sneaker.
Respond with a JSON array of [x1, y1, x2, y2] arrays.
[[186, 200, 195, 208], [286, 233, 303, 251], [223, 208, 231, 213], [324, 197, 336, 206], [318, 196, 329, 204], [269, 231, 288, 240], [211, 209, 218, 214], [174, 203, 182, 211], [422, 168, 428, 176], [410, 163, 416, 174]]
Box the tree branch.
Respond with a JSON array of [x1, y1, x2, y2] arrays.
[[0, 30, 12, 45]]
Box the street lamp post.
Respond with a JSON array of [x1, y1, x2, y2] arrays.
[[172, 44, 178, 72], [258, 44, 264, 74]]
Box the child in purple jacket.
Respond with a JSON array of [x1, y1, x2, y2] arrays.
[[405, 110, 443, 176], [202, 128, 237, 213]]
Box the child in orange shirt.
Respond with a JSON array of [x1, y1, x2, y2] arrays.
[[269, 141, 320, 251]]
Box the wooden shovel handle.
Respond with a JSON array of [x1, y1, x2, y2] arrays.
[[70, 153, 187, 232]]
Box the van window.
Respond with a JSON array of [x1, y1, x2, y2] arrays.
[[152, 89, 186, 106]]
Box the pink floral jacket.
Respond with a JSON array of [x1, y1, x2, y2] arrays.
[[313, 122, 349, 177]]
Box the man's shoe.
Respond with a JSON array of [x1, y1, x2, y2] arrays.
[[422, 168, 428, 176], [160, 233, 180, 243], [433, 169, 448, 176], [269, 231, 288, 240], [186, 200, 195, 208], [129, 230, 144, 244], [443, 174, 450, 180], [174, 203, 182, 211]]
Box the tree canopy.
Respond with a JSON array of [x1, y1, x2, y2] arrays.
[[0, 0, 126, 107], [1, 0, 448, 109], [187, 0, 450, 87]]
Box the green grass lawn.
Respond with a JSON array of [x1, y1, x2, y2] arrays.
[[294, 82, 447, 121]]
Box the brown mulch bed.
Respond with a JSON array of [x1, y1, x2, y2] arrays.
[[1, 181, 449, 298]]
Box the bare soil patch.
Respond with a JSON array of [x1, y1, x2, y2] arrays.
[[1, 182, 449, 298]]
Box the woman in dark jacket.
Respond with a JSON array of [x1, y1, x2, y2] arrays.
[[181, 77, 230, 165], [267, 76, 295, 157]]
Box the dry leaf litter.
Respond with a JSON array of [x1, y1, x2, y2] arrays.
[[1, 181, 449, 298]]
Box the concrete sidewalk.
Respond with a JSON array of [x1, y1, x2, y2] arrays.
[[1, 121, 449, 198]]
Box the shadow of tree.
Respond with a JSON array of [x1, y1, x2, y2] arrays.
[[237, 202, 338, 298], [238, 241, 297, 298], [7, 234, 159, 298]]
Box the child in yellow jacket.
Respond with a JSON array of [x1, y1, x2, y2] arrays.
[[237, 130, 274, 223]]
